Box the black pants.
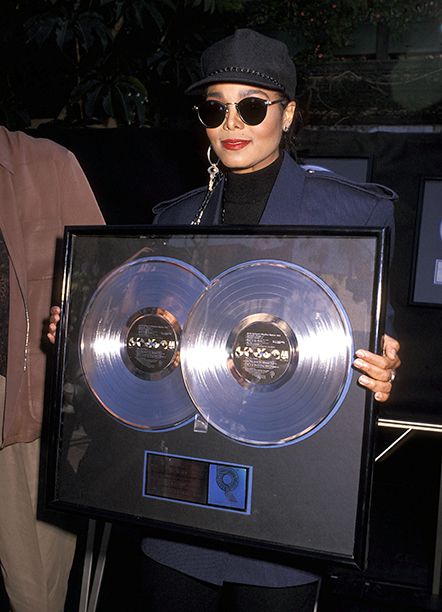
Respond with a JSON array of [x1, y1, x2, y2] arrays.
[[139, 555, 319, 612]]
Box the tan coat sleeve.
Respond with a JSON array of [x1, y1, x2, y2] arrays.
[[1, 131, 105, 446]]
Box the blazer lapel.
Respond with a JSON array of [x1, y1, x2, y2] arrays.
[[259, 153, 306, 225]]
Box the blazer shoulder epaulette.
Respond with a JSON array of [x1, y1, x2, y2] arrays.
[[303, 167, 398, 203]]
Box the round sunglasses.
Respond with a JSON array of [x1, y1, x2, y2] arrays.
[[193, 96, 287, 128]]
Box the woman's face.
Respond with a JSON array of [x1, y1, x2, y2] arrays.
[[205, 82, 296, 174]]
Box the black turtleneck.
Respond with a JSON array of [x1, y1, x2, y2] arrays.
[[222, 155, 283, 225]]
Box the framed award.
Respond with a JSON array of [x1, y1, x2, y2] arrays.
[[45, 225, 389, 569]]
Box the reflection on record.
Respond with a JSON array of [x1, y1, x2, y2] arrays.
[[181, 260, 354, 446], [80, 256, 208, 430]]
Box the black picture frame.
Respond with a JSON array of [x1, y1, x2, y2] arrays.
[[410, 178, 442, 307], [45, 225, 389, 569]]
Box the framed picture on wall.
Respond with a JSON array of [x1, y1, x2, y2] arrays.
[[301, 156, 372, 183], [410, 178, 442, 306]]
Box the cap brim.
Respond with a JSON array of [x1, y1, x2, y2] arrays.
[[185, 73, 286, 97]]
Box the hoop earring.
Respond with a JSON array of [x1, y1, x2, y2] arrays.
[[207, 145, 220, 192]]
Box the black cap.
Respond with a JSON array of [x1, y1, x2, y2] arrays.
[[186, 28, 297, 100]]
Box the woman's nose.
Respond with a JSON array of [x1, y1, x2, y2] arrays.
[[224, 103, 243, 130]]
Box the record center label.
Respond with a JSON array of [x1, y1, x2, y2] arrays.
[[229, 315, 298, 386], [124, 308, 180, 379]]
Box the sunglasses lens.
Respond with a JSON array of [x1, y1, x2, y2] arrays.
[[237, 97, 268, 125], [196, 97, 271, 127], [197, 100, 226, 128]]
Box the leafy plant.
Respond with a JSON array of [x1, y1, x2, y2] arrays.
[[1, 0, 440, 128], [366, 0, 442, 30], [68, 69, 148, 126], [9, 0, 246, 126], [243, 0, 442, 60], [25, 6, 110, 54]]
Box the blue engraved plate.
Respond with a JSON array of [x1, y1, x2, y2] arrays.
[[143, 451, 251, 514]]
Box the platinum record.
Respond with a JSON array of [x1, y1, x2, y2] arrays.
[[181, 259, 354, 446], [79, 256, 209, 430]]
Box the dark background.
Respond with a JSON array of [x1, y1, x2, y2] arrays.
[[1, 1, 442, 609]]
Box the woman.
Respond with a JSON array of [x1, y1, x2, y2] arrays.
[[136, 28, 401, 612], [47, 27, 401, 612]]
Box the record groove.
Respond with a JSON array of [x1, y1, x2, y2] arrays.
[[181, 259, 354, 446], [80, 256, 209, 430]]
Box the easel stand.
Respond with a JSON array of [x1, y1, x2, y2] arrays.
[[79, 520, 112, 612], [377, 418, 442, 595], [78, 418, 442, 610]]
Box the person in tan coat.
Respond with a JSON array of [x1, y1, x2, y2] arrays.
[[0, 126, 104, 612]]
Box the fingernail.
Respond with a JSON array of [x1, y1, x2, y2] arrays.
[[355, 350, 366, 358], [359, 375, 370, 385], [354, 359, 365, 368], [375, 392, 383, 401]]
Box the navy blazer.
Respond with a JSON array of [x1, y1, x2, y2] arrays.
[[143, 153, 398, 588], [153, 151, 396, 231]]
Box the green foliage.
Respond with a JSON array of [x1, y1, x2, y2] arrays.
[[366, 0, 442, 29], [0, 1, 179, 125], [245, 0, 365, 59], [1, 0, 440, 128], [243, 0, 442, 60], [68, 69, 149, 126], [184, 0, 244, 13]]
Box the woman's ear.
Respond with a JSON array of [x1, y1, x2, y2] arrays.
[[283, 100, 297, 131]]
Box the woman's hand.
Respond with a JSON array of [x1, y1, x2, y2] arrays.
[[353, 334, 401, 402], [47, 305, 61, 345]]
